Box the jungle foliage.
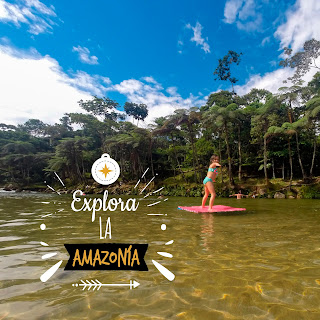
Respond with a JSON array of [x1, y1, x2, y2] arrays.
[[1, 40, 320, 188]]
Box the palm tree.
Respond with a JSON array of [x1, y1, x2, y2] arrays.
[[305, 94, 320, 176], [205, 103, 237, 185], [251, 97, 281, 185], [267, 124, 295, 187], [233, 104, 248, 181], [46, 137, 88, 183], [168, 108, 201, 183], [153, 115, 187, 182], [277, 85, 310, 180]]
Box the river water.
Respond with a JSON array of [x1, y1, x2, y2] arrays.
[[1, 191, 320, 319]]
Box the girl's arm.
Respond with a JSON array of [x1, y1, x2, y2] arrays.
[[209, 162, 221, 168]]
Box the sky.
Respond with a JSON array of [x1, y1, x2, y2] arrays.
[[1, 0, 320, 125]]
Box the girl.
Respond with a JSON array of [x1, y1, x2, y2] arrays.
[[202, 155, 221, 210]]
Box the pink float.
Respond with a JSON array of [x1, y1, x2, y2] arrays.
[[178, 205, 246, 213]]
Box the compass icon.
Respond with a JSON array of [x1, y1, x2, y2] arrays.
[[91, 154, 120, 185]]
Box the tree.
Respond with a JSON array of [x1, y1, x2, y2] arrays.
[[277, 85, 308, 180], [0, 123, 17, 131], [267, 123, 296, 187], [124, 102, 148, 126], [280, 38, 320, 84], [305, 92, 320, 177], [46, 136, 89, 183], [243, 88, 272, 104], [67, 112, 117, 153], [153, 115, 187, 182], [213, 51, 243, 93], [205, 102, 237, 185], [78, 96, 123, 121], [18, 119, 47, 137], [104, 123, 152, 179], [308, 71, 320, 93], [203, 90, 234, 110], [0, 140, 50, 184], [45, 116, 73, 147], [168, 108, 201, 183], [251, 97, 282, 184], [234, 107, 245, 181]]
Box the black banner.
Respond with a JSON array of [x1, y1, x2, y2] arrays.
[[64, 243, 148, 271]]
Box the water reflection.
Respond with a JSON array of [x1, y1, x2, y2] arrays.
[[200, 213, 214, 251]]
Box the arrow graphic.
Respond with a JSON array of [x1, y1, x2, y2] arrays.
[[72, 279, 140, 290]]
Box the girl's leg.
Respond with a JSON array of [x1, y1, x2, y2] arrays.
[[206, 182, 216, 209], [202, 185, 209, 208]]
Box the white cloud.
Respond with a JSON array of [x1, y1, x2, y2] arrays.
[[186, 22, 211, 53], [269, 60, 277, 67], [177, 39, 184, 54], [223, 0, 263, 32], [166, 87, 178, 96], [234, 56, 320, 96], [234, 68, 294, 96], [261, 36, 270, 46], [0, 44, 110, 125], [0, 42, 205, 127], [236, 14, 262, 32], [232, 0, 320, 96], [0, 0, 57, 35], [72, 46, 99, 65], [224, 0, 244, 23], [141, 76, 158, 85], [66, 71, 110, 96], [274, 0, 320, 54], [238, 0, 255, 20], [0, 41, 218, 127], [108, 78, 206, 125]]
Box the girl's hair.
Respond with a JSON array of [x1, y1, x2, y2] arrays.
[[210, 154, 219, 164]]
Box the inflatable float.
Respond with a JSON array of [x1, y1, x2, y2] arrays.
[[178, 205, 246, 213]]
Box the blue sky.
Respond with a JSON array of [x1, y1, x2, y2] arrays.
[[0, 0, 319, 124]]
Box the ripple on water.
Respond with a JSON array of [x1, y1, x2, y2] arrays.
[[1, 196, 320, 319], [0, 236, 24, 242], [254, 263, 282, 271], [255, 241, 288, 248], [19, 212, 37, 216], [1, 221, 37, 227]]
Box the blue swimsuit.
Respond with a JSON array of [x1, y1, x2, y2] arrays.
[[203, 168, 218, 185]]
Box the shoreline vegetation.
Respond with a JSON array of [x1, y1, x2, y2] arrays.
[[2, 174, 320, 199], [1, 41, 320, 198]]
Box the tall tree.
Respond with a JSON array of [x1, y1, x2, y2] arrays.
[[277, 85, 308, 180], [205, 103, 237, 185], [251, 97, 282, 184], [168, 108, 201, 183], [213, 51, 243, 94], [78, 96, 123, 121], [46, 136, 89, 183], [305, 92, 320, 177], [124, 102, 148, 126], [280, 38, 320, 84], [18, 119, 47, 137], [153, 116, 187, 182]]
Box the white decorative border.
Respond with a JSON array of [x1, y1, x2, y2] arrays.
[[39, 164, 176, 288]]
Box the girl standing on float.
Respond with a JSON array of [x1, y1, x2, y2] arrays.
[[201, 154, 221, 210]]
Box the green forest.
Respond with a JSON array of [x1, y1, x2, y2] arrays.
[[1, 40, 320, 198]]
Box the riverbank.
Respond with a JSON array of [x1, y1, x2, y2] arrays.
[[2, 176, 320, 199]]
